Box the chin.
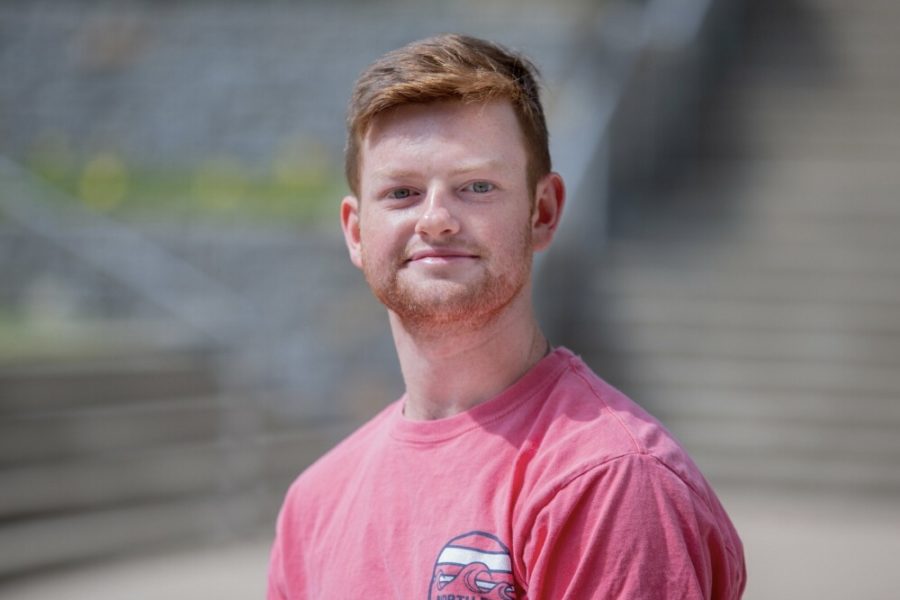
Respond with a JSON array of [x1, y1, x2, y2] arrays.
[[385, 276, 527, 331]]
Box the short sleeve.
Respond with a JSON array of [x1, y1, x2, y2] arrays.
[[267, 506, 290, 600], [520, 453, 745, 599]]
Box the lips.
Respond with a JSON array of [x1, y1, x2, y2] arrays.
[[405, 247, 479, 263]]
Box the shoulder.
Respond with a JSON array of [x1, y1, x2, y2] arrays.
[[522, 351, 684, 468], [514, 351, 744, 589], [279, 400, 399, 516], [520, 349, 728, 522], [517, 452, 746, 598]]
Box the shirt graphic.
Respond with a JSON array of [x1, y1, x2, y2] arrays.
[[428, 531, 516, 600]]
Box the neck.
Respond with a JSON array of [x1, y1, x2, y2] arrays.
[[389, 291, 550, 421]]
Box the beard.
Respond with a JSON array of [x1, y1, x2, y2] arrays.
[[361, 225, 533, 333]]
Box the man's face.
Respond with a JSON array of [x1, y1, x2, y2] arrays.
[[341, 100, 540, 331]]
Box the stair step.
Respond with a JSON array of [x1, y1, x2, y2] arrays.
[[0, 442, 230, 519], [0, 419, 350, 520], [701, 116, 900, 159], [713, 82, 900, 126], [788, 0, 900, 16], [752, 2, 900, 36], [614, 214, 900, 253], [0, 317, 356, 577], [0, 494, 245, 579], [735, 35, 900, 80], [748, 22, 900, 64], [690, 450, 900, 495], [0, 351, 220, 414], [0, 396, 224, 466], [657, 159, 900, 219], [589, 352, 900, 398], [615, 386, 900, 429], [592, 295, 900, 336], [665, 419, 900, 464], [0, 420, 351, 576], [592, 263, 900, 307], [586, 322, 900, 367], [728, 58, 900, 96], [700, 137, 900, 160], [600, 239, 900, 278], [707, 102, 900, 142]]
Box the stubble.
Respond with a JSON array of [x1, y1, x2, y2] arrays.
[[362, 223, 533, 334]]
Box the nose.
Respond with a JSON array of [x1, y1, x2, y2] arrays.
[[415, 188, 460, 238]]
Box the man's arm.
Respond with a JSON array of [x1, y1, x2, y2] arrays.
[[267, 536, 288, 600], [267, 506, 291, 600], [519, 453, 746, 599]]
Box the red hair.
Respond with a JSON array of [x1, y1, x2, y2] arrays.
[[345, 34, 551, 196]]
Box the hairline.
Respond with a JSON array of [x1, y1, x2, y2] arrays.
[[344, 35, 551, 200]]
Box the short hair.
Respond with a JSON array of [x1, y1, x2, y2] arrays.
[[345, 33, 551, 197]]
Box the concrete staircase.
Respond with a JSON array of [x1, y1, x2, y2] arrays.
[[0, 324, 352, 578], [582, 0, 900, 496]]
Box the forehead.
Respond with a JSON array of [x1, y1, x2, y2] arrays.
[[359, 100, 528, 179]]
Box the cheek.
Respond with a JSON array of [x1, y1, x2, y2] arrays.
[[489, 208, 534, 247], [360, 212, 408, 255]]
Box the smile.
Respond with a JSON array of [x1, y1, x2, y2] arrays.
[[406, 249, 478, 264]]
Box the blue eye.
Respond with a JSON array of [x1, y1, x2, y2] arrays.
[[389, 188, 413, 199], [469, 181, 494, 193]]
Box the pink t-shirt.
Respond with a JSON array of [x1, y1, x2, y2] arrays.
[[268, 348, 746, 598]]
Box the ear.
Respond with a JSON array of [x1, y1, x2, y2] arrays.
[[340, 195, 364, 269], [531, 172, 565, 252]]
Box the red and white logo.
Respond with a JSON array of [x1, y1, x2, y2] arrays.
[[428, 531, 516, 600]]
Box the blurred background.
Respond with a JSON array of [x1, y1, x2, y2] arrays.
[[1, 0, 899, 598]]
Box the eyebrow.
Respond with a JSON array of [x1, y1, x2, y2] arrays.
[[371, 160, 509, 180]]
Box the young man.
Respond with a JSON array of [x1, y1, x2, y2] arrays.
[[268, 34, 746, 599]]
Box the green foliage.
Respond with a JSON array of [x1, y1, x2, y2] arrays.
[[25, 147, 344, 228]]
